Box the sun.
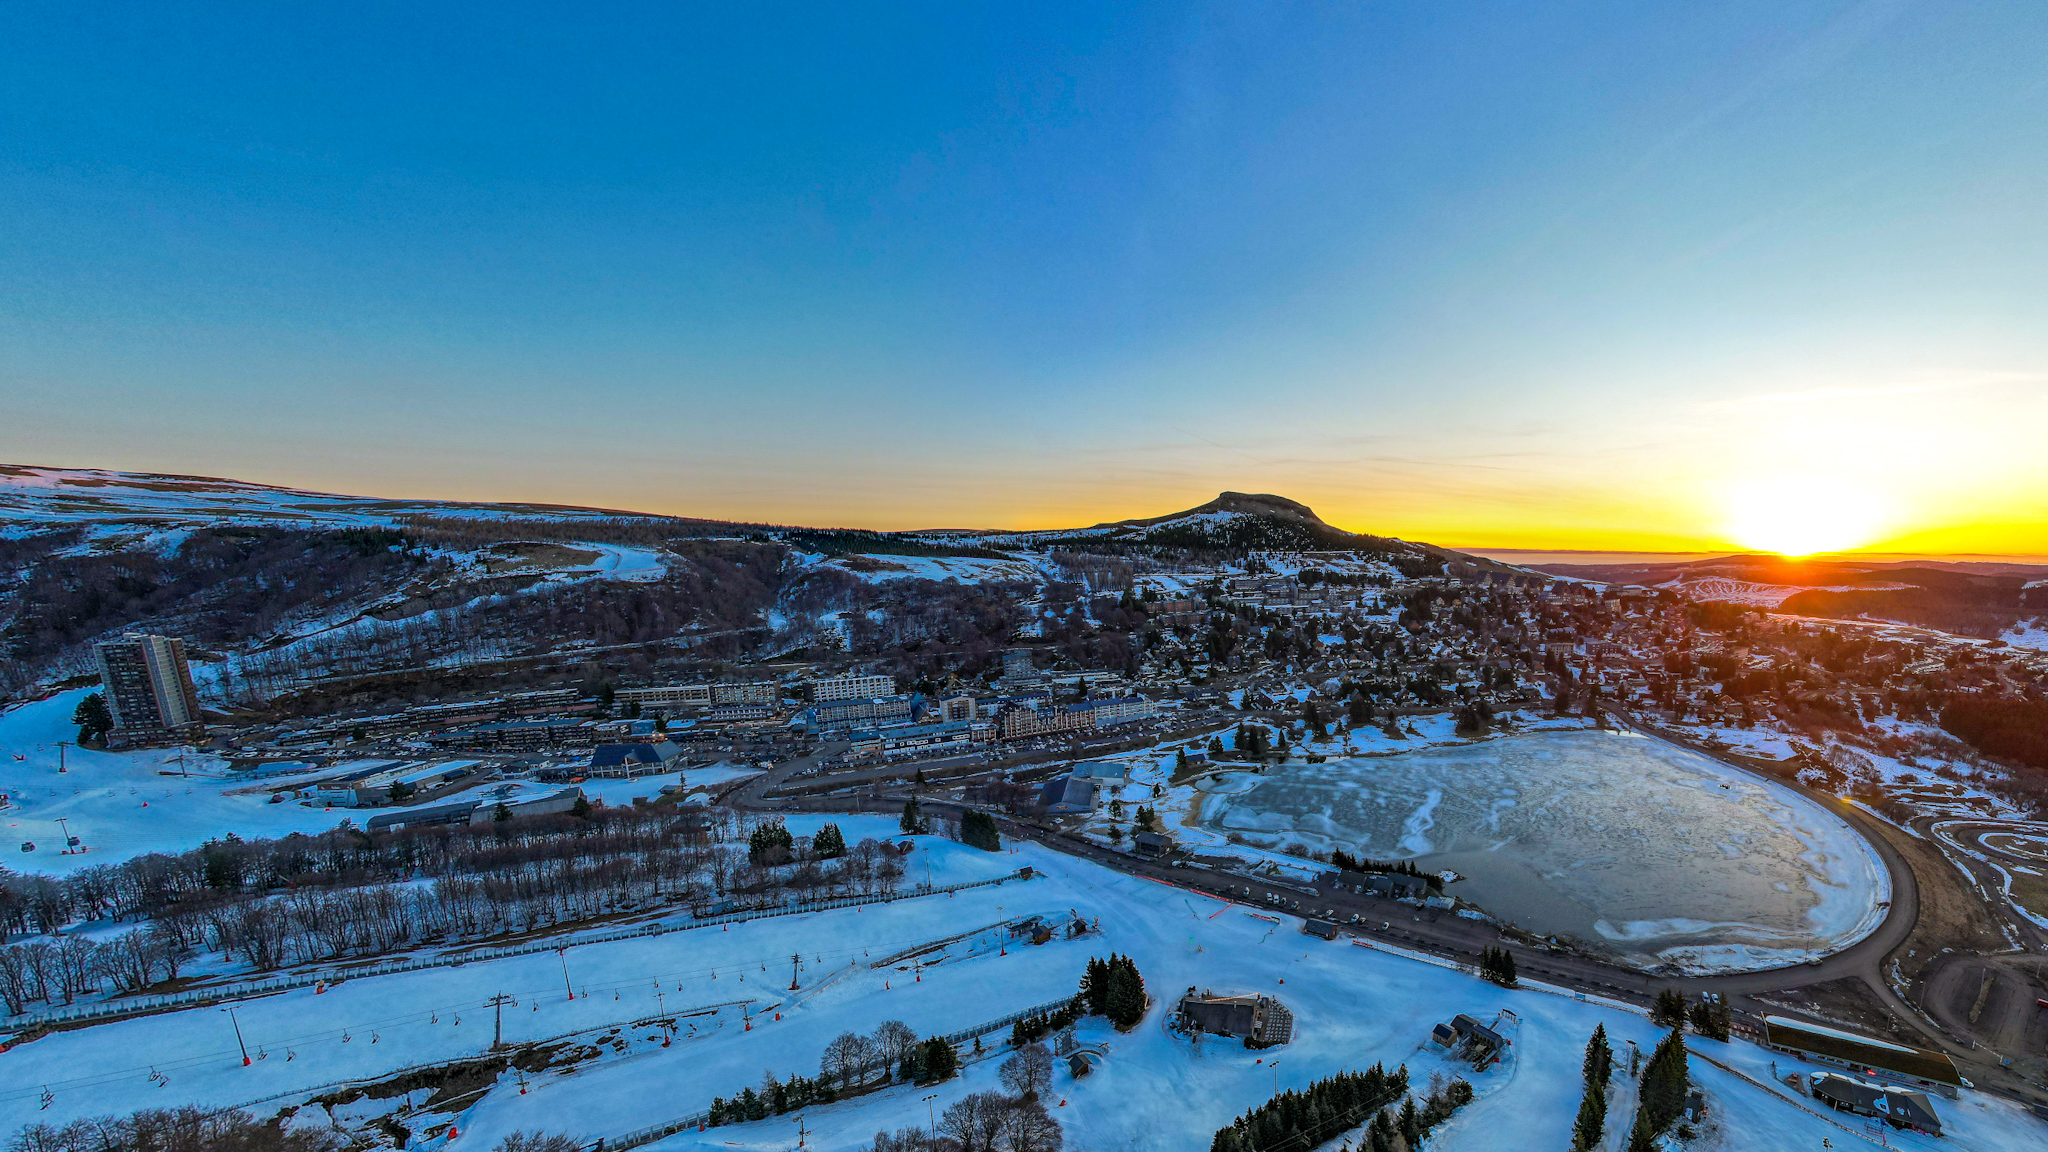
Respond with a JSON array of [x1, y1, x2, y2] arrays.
[[1723, 476, 1885, 556]]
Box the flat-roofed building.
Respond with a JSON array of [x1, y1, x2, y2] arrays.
[[1071, 696, 1155, 726], [997, 704, 1094, 741], [616, 684, 714, 709], [795, 694, 923, 731], [93, 634, 203, 747], [1764, 1016, 1962, 1099], [809, 673, 895, 702], [712, 680, 780, 706]]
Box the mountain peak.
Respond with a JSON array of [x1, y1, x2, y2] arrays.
[[1095, 491, 1331, 531]]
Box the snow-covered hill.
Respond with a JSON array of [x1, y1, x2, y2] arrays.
[[0, 464, 656, 528]]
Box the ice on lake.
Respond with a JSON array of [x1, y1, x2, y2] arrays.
[[1196, 729, 1889, 972]]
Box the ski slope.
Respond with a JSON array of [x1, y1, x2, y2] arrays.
[[3, 815, 2040, 1151]]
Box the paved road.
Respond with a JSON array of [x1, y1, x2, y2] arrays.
[[725, 739, 850, 807]]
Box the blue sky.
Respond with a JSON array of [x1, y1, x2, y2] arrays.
[[4, 2, 2045, 549]]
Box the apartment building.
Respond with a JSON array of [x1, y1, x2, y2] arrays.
[[93, 634, 204, 748], [808, 673, 895, 702]]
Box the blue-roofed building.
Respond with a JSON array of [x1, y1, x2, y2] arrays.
[[790, 693, 925, 732], [1069, 760, 1127, 786], [1038, 776, 1096, 815], [588, 742, 682, 777]]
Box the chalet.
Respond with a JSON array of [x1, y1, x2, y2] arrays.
[[1763, 1016, 1962, 1099], [1809, 1073, 1942, 1136], [1177, 990, 1294, 1046], [1132, 830, 1171, 858], [1432, 1012, 1506, 1060]]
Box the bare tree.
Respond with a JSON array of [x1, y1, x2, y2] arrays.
[[7, 1106, 342, 1152], [998, 1043, 1054, 1100], [873, 1019, 918, 1075], [822, 1030, 873, 1088], [997, 1099, 1063, 1152], [938, 1092, 1010, 1152], [493, 1134, 579, 1152], [867, 1129, 958, 1152]]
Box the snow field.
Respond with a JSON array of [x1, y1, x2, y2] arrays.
[[1, 690, 363, 874], [6, 816, 2041, 1151], [0, 691, 746, 881]]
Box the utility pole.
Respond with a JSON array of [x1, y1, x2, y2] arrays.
[[789, 952, 802, 991], [922, 1094, 938, 1132], [559, 949, 575, 1000], [55, 741, 70, 774], [488, 993, 515, 1049]]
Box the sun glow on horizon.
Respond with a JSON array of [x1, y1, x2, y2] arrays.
[[1723, 476, 1886, 557]]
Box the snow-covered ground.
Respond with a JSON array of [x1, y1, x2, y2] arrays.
[[0, 690, 361, 873], [0, 465, 650, 528], [1999, 619, 2048, 652], [0, 691, 753, 874], [1662, 577, 1910, 608], [823, 554, 1041, 584], [3, 815, 2039, 1151]]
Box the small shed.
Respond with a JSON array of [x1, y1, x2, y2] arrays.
[[1303, 919, 1338, 940], [1133, 830, 1171, 857]]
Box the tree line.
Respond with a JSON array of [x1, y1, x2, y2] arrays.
[[1323, 851, 1444, 894], [0, 811, 905, 1013], [706, 1018, 960, 1126], [6, 1106, 342, 1152], [1209, 1064, 1476, 1152]]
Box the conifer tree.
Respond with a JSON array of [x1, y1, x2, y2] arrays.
[[813, 823, 847, 859], [1105, 955, 1146, 1028], [1629, 1028, 1689, 1142], [1572, 1076, 1606, 1150], [1688, 995, 1731, 1041], [1584, 1023, 1613, 1086], [1081, 957, 1111, 1016], [1397, 1096, 1422, 1148], [1366, 1108, 1396, 1152], [1650, 988, 1688, 1028]]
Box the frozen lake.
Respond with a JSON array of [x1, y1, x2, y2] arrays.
[[1195, 729, 1889, 972]]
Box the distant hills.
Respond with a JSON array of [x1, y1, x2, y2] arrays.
[[1530, 554, 2048, 637], [0, 464, 1509, 572], [0, 464, 1521, 698]]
